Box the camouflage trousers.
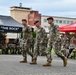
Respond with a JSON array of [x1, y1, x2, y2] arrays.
[[45, 40, 66, 62], [33, 40, 46, 60], [20, 39, 33, 60]]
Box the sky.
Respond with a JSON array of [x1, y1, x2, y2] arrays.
[[0, 0, 76, 18]]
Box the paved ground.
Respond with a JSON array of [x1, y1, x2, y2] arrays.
[[0, 55, 76, 75]]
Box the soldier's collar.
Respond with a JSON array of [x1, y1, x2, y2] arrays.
[[50, 23, 54, 27], [24, 25, 28, 27], [37, 26, 41, 28]]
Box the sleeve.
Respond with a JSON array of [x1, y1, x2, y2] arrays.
[[54, 25, 61, 43], [28, 26, 33, 39], [27, 26, 31, 33], [55, 25, 60, 37], [41, 28, 46, 42]]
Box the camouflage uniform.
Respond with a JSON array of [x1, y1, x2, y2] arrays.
[[0, 32, 7, 54], [40, 33, 48, 56], [21, 25, 33, 61], [32, 26, 45, 60], [45, 24, 66, 63], [30, 37, 35, 53], [61, 36, 69, 48], [67, 35, 76, 58], [61, 36, 69, 56], [42, 33, 48, 48]]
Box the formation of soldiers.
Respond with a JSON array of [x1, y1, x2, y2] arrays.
[[0, 32, 22, 54], [20, 17, 67, 67]]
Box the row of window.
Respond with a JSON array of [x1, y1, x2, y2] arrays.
[[43, 19, 74, 24], [54, 20, 74, 24]]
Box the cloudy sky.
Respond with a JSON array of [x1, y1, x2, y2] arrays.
[[0, 0, 76, 18]]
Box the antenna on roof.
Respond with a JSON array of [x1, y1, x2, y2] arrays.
[[19, 3, 22, 7]]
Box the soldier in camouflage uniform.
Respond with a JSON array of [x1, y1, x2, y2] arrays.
[[43, 17, 67, 67], [20, 19, 33, 63], [61, 34, 69, 56], [0, 31, 7, 54], [30, 21, 45, 64]]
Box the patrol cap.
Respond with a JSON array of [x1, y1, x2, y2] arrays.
[[22, 19, 27, 22], [34, 20, 39, 24], [47, 17, 54, 21]]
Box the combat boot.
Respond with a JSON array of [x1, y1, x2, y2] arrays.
[[30, 60, 37, 64], [63, 57, 67, 67], [43, 61, 51, 66], [20, 58, 27, 63]]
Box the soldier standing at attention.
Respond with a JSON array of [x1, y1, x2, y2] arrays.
[[20, 19, 33, 63], [30, 20, 45, 64], [43, 17, 67, 67]]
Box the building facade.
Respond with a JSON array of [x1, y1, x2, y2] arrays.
[[41, 15, 76, 27], [28, 11, 41, 26], [10, 5, 76, 28], [10, 6, 31, 23]]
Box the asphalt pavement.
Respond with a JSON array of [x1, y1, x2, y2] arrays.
[[0, 55, 76, 75]]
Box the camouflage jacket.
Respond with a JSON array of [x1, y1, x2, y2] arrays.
[[22, 25, 32, 40], [61, 37, 69, 45], [49, 23, 59, 41], [35, 26, 45, 42]]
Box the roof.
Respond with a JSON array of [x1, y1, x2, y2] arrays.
[[0, 15, 23, 27], [10, 6, 31, 10], [42, 15, 76, 20]]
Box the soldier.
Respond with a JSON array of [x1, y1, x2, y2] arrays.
[[43, 17, 67, 67], [0, 31, 7, 54], [20, 19, 33, 63], [30, 20, 46, 64], [61, 34, 69, 56], [67, 33, 76, 58]]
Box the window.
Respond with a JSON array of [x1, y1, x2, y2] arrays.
[[55, 20, 59, 23], [67, 21, 70, 24], [44, 19, 47, 22], [59, 20, 62, 24], [54, 20, 56, 23], [70, 21, 73, 24], [63, 20, 67, 24]]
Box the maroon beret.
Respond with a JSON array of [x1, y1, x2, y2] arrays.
[[47, 17, 54, 21], [34, 20, 39, 24], [22, 19, 27, 22]]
